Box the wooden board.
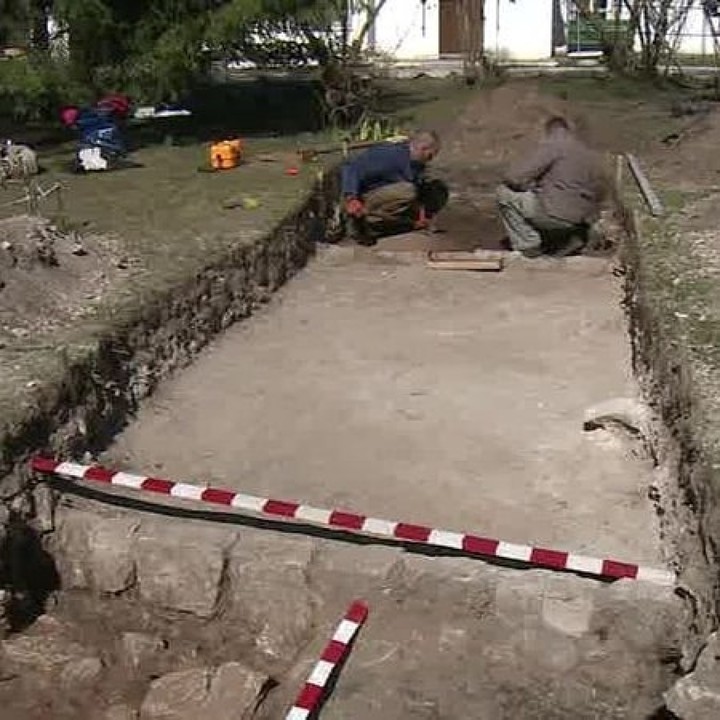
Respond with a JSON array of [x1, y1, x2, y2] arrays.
[[426, 255, 504, 272], [625, 153, 664, 217], [430, 249, 505, 262]]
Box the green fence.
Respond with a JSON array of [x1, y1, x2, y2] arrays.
[[566, 16, 632, 52]]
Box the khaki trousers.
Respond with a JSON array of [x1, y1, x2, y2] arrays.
[[496, 185, 579, 254]]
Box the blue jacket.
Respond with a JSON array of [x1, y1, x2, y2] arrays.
[[341, 142, 424, 197], [75, 108, 126, 155]]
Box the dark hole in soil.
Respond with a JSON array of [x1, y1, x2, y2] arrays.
[[646, 707, 680, 720], [2, 514, 60, 631], [437, 204, 506, 250], [375, 206, 505, 254]]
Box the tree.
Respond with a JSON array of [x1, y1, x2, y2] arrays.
[[569, 0, 699, 76]]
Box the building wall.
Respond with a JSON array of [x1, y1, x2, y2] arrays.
[[366, 0, 441, 59], [485, 0, 555, 61], [363, 0, 555, 62]]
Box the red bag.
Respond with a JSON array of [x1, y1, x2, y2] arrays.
[[96, 94, 131, 118]]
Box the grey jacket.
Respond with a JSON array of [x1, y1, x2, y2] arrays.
[[504, 132, 606, 225]]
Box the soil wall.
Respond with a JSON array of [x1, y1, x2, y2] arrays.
[[623, 206, 720, 666], [0, 171, 340, 630]]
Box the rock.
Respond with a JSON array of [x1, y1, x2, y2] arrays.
[[140, 667, 210, 719], [140, 663, 268, 720], [540, 577, 595, 639], [70, 240, 87, 256], [666, 633, 720, 720], [312, 543, 401, 584], [493, 571, 596, 640], [33, 484, 55, 533], [60, 656, 103, 687], [136, 522, 234, 618], [203, 662, 269, 718], [583, 397, 650, 438], [54, 509, 138, 593], [591, 579, 682, 656], [228, 532, 317, 666], [121, 632, 166, 671], [105, 705, 139, 720], [2, 617, 90, 673]]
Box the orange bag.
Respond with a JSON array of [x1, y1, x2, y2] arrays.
[[210, 139, 243, 170]]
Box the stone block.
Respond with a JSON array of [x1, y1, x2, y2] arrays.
[[105, 705, 139, 720], [228, 532, 318, 666], [140, 662, 268, 720], [54, 508, 138, 593], [121, 632, 167, 671], [135, 522, 234, 618], [60, 656, 103, 688], [666, 633, 720, 720]]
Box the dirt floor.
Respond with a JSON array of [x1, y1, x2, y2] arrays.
[[6, 76, 720, 718]]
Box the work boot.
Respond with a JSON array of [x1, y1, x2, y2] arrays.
[[345, 217, 377, 246], [553, 233, 586, 257]]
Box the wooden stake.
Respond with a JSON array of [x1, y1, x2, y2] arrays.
[[625, 153, 664, 217], [615, 153, 624, 194]]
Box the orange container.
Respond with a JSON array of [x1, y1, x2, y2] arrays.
[[227, 138, 243, 155], [210, 139, 243, 170]]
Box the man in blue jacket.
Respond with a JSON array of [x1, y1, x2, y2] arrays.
[[341, 130, 448, 245]]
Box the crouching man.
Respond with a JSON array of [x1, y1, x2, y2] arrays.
[[496, 116, 606, 257], [341, 130, 449, 245]]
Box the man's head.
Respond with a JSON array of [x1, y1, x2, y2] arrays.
[[544, 115, 571, 138], [409, 130, 441, 164]]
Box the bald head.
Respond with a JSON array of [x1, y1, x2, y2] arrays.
[[409, 129, 441, 164]]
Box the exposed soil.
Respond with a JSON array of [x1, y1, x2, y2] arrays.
[[0, 214, 122, 347], [3, 77, 716, 719]]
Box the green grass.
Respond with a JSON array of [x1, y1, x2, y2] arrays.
[[1, 76, 473, 266]]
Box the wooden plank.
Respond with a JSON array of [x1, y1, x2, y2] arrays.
[[426, 258, 504, 272], [428, 249, 505, 262], [625, 153, 664, 217]]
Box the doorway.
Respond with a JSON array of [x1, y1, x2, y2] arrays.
[[439, 0, 463, 54]]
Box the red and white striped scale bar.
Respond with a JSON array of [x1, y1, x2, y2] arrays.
[[31, 457, 675, 585], [285, 600, 368, 720]]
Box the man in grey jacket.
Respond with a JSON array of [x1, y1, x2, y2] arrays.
[[496, 116, 606, 257]]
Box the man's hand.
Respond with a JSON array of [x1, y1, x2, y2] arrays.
[[414, 205, 430, 230], [345, 197, 365, 218]]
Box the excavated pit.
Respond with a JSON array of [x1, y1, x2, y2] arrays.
[[0, 237, 691, 719], [1, 83, 716, 719]]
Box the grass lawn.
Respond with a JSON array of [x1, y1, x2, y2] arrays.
[[0, 75, 474, 267]]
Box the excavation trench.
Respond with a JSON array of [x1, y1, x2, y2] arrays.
[[0, 209, 695, 719], [0, 84, 716, 719]]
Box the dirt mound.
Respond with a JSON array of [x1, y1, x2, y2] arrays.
[[449, 83, 569, 168], [0, 215, 122, 346], [651, 107, 720, 187]]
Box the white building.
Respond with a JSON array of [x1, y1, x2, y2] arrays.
[[360, 0, 558, 62], [357, 0, 720, 63]]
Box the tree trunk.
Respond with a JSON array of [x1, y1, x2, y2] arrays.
[[29, 0, 50, 54]]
